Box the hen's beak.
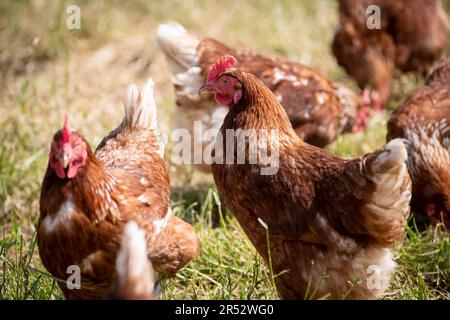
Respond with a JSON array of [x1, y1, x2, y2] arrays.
[[198, 82, 214, 95], [61, 154, 70, 169]]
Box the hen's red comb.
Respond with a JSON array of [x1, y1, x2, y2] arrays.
[[207, 55, 237, 83], [61, 113, 71, 143]]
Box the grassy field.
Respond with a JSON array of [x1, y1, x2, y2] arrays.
[[0, 0, 449, 300]]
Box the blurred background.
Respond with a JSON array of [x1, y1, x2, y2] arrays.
[[1, 0, 449, 299]]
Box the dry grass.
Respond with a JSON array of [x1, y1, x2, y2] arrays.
[[0, 0, 449, 300]]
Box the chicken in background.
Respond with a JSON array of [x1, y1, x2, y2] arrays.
[[203, 56, 411, 299], [37, 79, 200, 299], [387, 56, 450, 229], [156, 21, 373, 172], [109, 221, 156, 300], [332, 0, 449, 109]]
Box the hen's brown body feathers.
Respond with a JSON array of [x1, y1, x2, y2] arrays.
[[38, 82, 200, 299], [387, 56, 450, 227], [212, 70, 411, 299]]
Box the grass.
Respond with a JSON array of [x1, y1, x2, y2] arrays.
[[0, 0, 449, 300]]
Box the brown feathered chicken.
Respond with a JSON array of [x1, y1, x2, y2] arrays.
[[202, 56, 411, 299], [156, 21, 372, 169], [108, 221, 156, 300], [37, 79, 200, 299], [387, 56, 450, 229], [332, 0, 450, 109]]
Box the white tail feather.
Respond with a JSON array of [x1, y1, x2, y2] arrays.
[[372, 139, 408, 173], [367, 139, 411, 216], [123, 78, 165, 157], [115, 221, 155, 299], [156, 21, 200, 74], [123, 78, 158, 131]]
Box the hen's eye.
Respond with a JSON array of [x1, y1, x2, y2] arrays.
[[222, 78, 229, 85]]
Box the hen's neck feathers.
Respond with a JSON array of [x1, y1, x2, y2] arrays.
[[73, 148, 122, 223], [223, 71, 299, 140], [47, 141, 122, 224]]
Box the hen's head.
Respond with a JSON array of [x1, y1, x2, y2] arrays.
[[49, 114, 87, 179], [199, 55, 243, 106]]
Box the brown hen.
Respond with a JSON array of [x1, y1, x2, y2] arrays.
[[37, 79, 200, 299], [387, 55, 450, 229], [204, 56, 411, 299]]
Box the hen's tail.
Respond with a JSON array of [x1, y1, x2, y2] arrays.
[[123, 78, 158, 131], [110, 221, 156, 300], [364, 138, 412, 245], [123, 78, 165, 156], [156, 21, 200, 75], [95, 79, 165, 156], [155, 21, 206, 103]]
